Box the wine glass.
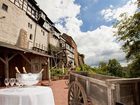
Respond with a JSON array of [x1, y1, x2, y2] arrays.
[[15, 78, 20, 87], [9, 78, 16, 86], [4, 78, 9, 88]]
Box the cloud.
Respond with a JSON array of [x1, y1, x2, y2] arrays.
[[36, 0, 130, 66], [75, 26, 127, 66], [36, 0, 81, 22], [36, 0, 82, 37], [86, 51, 126, 66], [101, 0, 138, 21]]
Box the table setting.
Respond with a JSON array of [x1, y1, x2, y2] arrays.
[[0, 86, 55, 105], [0, 67, 55, 105]]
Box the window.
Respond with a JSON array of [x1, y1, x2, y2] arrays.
[[27, 6, 32, 12], [23, 0, 27, 11], [15, 0, 22, 8], [42, 31, 45, 36], [60, 43, 62, 47], [41, 30, 45, 36], [32, 9, 36, 16], [43, 22, 50, 30], [41, 12, 46, 20], [28, 23, 32, 29], [29, 34, 33, 40], [2, 3, 8, 12]]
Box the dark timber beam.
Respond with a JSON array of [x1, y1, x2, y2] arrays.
[[48, 58, 51, 81], [4, 54, 9, 78], [3, 52, 18, 78], [18, 53, 31, 64], [0, 57, 6, 64], [53, 57, 57, 67], [8, 53, 17, 61]]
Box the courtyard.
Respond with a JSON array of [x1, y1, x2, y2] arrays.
[[50, 79, 68, 105]]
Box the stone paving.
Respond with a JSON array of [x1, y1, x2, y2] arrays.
[[50, 79, 68, 105]]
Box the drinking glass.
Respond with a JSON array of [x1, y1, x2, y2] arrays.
[[9, 78, 16, 86], [15, 78, 20, 87], [4, 78, 9, 87]]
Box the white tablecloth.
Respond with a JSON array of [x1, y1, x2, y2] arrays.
[[0, 86, 55, 105]]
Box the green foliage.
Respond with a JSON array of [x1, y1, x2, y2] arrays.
[[49, 44, 60, 52], [114, 13, 140, 61], [76, 60, 125, 77], [93, 59, 126, 77], [94, 61, 108, 75], [51, 68, 65, 77], [107, 59, 123, 77], [76, 64, 96, 73], [75, 66, 81, 72], [98, 61, 108, 72], [94, 69, 108, 75], [114, 12, 140, 77], [127, 56, 140, 77]]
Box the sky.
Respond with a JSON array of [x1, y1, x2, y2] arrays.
[[36, 0, 138, 66]]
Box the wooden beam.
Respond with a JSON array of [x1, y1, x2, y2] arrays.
[[8, 53, 17, 61], [86, 79, 90, 96], [70, 72, 108, 87], [116, 84, 120, 102], [19, 53, 31, 64], [0, 57, 6, 64], [53, 58, 57, 67], [107, 88, 113, 105], [135, 82, 139, 105], [42, 57, 48, 64], [4, 54, 9, 78], [48, 58, 51, 81], [107, 78, 140, 83]]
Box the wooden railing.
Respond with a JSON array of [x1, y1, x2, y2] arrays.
[[69, 72, 140, 105]]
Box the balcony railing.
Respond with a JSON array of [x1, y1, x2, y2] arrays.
[[32, 47, 47, 54]]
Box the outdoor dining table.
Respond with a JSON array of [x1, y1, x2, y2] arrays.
[[0, 86, 55, 105]]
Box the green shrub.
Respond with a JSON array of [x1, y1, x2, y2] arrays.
[[75, 64, 96, 74], [51, 68, 66, 77]]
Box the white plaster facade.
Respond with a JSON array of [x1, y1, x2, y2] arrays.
[[49, 34, 59, 48], [0, 0, 49, 52]]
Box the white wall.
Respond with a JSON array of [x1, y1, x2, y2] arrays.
[[50, 34, 59, 47], [0, 0, 27, 45], [35, 25, 48, 51], [0, 0, 49, 51]]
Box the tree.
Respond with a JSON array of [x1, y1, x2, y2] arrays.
[[98, 61, 108, 72], [114, 12, 140, 61], [92, 61, 108, 75], [127, 57, 140, 77], [107, 59, 123, 77], [114, 11, 140, 76], [76, 64, 95, 73], [99, 61, 107, 69]]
